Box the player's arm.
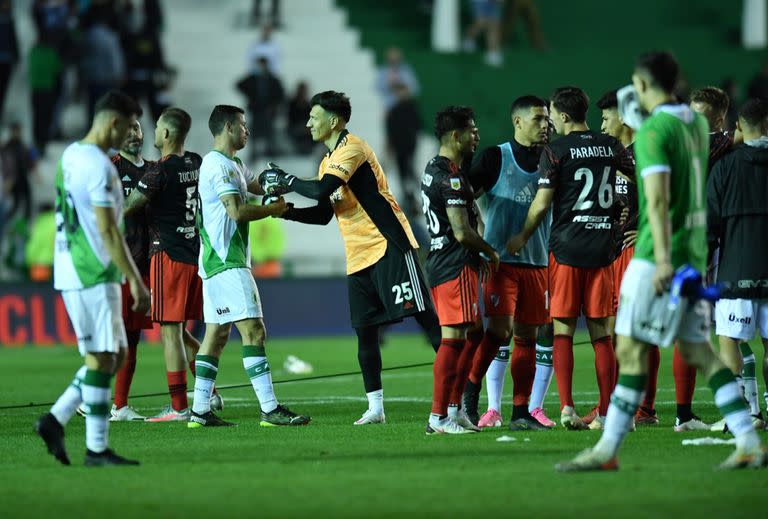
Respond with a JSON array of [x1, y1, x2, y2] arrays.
[[706, 161, 724, 268], [221, 193, 287, 223], [506, 187, 555, 255], [290, 175, 344, 200], [260, 167, 344, 200], [123, 188, 150, 217], [468, 146, 501, 198], [644, 171, 673, 292], [247, 178, 265, 196], [282, 197, 334, 225], [94, 206, 149, 313], [473, 201, 485, 237], [260, 146, 363, 200], [125, 165, 163, 217], [447, 206, 499, 270]]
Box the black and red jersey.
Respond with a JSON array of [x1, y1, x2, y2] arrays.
[[113, 154, 152, 275], [538, 130, 635, 268], [137, 151, 202, 265], [421, 155, 480, 287], [612, 143, 638, 254]]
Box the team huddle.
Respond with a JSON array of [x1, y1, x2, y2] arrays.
[[34, 50, 767, 471]]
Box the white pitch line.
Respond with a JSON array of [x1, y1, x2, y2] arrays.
[[216, 397, 715, 408]]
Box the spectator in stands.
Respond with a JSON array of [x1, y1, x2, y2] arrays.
[[3, 210, 28, 279], [385, 82, 422, 218], [462, 0, 504, 67], [247, 23, 281, 75], [375, 47, 420, 112], [503, 0, 545, 50], [236, 56, 285, 162], [0, 0, 19, 120], [143, 0, 165, 35], [747, 62, 768, 101], [287, 81, 315, 155], [1, 122, 37, 222], [0, 142, 8, 242], [79, 4, 126, 123], [25, 202, 56, 281], [120, 0, 173, 121], [27, 33, 64, 154], [31, 0, 72, 50], [250, 0, 281, 28]]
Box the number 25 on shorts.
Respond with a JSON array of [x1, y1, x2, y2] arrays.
[[392, 282, 413, 304]]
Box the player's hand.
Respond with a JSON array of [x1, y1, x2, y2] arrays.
[[623, 229, 637, 247], [129, 277, 150, 314], [652, 261, 674, 295], [619, 206, 630, 226], [267, 196, 289, 217], [258, 162, 295, 196], [505, 233, 527, 256], [487, 249, 500, 273]]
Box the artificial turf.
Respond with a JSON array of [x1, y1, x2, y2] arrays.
[[1, 331, 766, 517]]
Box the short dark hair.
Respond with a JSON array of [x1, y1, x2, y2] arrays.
[[433, 105, 475, 140], [635, 51, 679, 93], [310, 90, 352, 122], [596, 89, 619, 110], [551, 86, 589, 123], [160, 107, 192, 140], [739, 98, 768, 128], [690, 86, 730, 116], [208, 105, 244, 136], [510, 95, 548, 115], [94, 90, 142, 118]]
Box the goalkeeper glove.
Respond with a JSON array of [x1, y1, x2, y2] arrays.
[[258, 162, 296, 196]]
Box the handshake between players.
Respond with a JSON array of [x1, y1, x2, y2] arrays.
[[259, 162, 296, 205]]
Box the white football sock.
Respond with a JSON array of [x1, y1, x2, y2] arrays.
[[51, 365, 86, 426], [367, 389, 383, 414], [529, 344, 554, 411], [485, 345, 509, 412]]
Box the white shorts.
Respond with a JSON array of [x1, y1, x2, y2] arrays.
[[715, 298, 768, 340], [203, 267, 263, 324], [615, 259, 711, 345], [61, 283, 127, 356]]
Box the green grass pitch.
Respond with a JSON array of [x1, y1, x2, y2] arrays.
[[1, 331, 766, 517]]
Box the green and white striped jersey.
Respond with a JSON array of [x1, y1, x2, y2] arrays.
[[53, 142, 124, 290], [197, 150, 256, 279]]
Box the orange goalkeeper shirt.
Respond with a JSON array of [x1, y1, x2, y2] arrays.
[[319, 130, 418, 274]]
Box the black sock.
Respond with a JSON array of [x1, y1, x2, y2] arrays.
[[414, 310, 441, 352], [464, 378, 481, 395], [676, 404, 693, 422], [356, 325, 382, 393], [511, 405, 529, 420]]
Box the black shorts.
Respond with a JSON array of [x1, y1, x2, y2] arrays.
[[348, 245, 434, 328]]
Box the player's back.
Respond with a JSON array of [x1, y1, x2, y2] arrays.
[[197, 151, 254, 278], [540, 130, 629, 268], [138, 152, 202, 264], [54, 142, 124, 290], [421, 155, 479, 286], [634, 105, 709, 271]]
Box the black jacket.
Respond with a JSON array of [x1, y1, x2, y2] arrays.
[[707, 142, 768, 298]]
